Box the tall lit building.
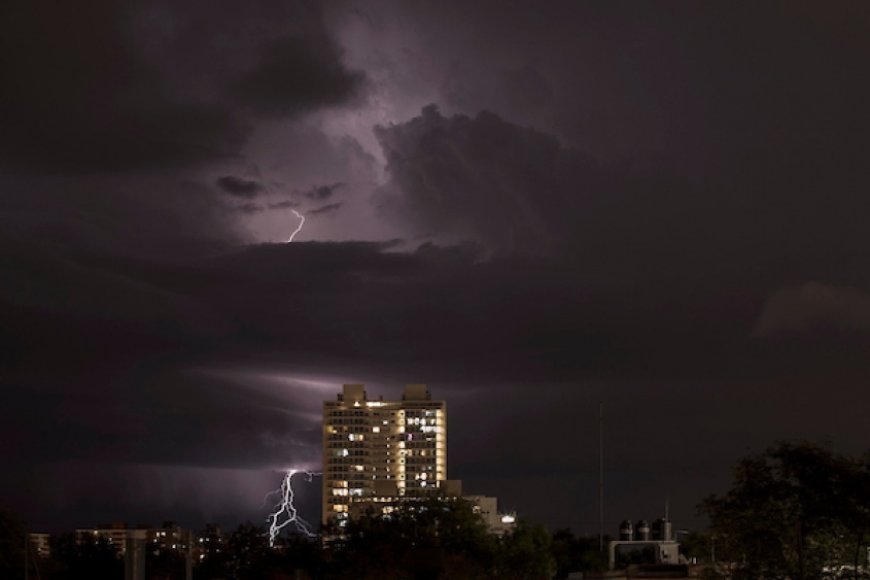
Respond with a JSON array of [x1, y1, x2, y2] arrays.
[[322, 383, 447, 526]]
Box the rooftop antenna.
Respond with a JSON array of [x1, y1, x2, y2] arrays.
[[598, 401, 604, 553]]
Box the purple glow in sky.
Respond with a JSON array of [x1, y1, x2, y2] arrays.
[[4, 0, 870, 534]]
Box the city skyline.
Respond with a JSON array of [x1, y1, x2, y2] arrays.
[[4, 0, 870, 538]]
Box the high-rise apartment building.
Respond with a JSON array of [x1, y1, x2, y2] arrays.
[[322, 383, 447, 526]]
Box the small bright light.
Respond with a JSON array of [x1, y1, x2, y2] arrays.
[[501, 515, 516, 524]]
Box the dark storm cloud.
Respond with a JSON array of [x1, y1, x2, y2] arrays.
[[7, 0, 870, 535], [500, 65, 553, 111], [232, 202, 265, 214], [309, 202, 344, 215], [0, 1, 366, 173], [371, 0, 870, 176], [376, 104, 870, 298], [216, 176, 265, 198], [755, 283, 870, 336], [304, 182, 345, 200], [0, 2, 246, 173], [375, 105, 560, 252], [443, 63, 553, 119], [375, 105, 707, 257], [6, 233, 870, 530], [230, 35, 364, 118], [268, 200, 300, 210], [5, 231, 862, 441]]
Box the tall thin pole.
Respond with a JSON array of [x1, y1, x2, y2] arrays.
[[598, 401, 604, 553], [186, 529, 193, 580]]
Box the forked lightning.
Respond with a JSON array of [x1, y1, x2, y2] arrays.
[[266, 469, 320, 547]]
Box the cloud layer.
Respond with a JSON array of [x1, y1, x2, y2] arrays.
[[5, 0, 870, 535]]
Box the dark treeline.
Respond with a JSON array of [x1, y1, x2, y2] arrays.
[[1, 498, 606, 580], [701, 442, 870, 580], [4, 441, 869, 579]]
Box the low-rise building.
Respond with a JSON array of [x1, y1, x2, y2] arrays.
[[29, 533, 51, 558]]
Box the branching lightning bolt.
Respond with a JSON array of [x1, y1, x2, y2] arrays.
[[266, 469, 320, 546], [287, 209, 305, 242]]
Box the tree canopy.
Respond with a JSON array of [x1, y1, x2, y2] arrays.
[[701, 441, 870, 580], [325, 497, 555, 579]]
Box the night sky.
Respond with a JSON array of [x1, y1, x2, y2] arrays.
[[3, 1, 870, 534]]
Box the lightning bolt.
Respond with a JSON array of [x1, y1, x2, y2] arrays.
[[266, 469, 320, 546], [287, 209, 305, 242]]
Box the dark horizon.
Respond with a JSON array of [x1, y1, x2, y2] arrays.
[[4, 0, 870, 537]]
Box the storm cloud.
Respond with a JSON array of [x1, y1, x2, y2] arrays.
[[4, 0, 870, 536], [217, 176, 265, 198], [230, 35, 364, 118], [309, 202, 344, 215], [304, 183, 344, 201], [0, 1, 365, 174], [756, 283, 870, 336]]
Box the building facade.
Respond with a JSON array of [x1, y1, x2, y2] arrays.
[[29, 533, 51, 558], [75, 523, 135, 555], [322, 383, 447, 526]]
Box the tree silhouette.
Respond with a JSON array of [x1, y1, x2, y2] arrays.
[[702, 441, 870, 580], [327, 497, 499, 579], [0, 506, 27, 579]]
